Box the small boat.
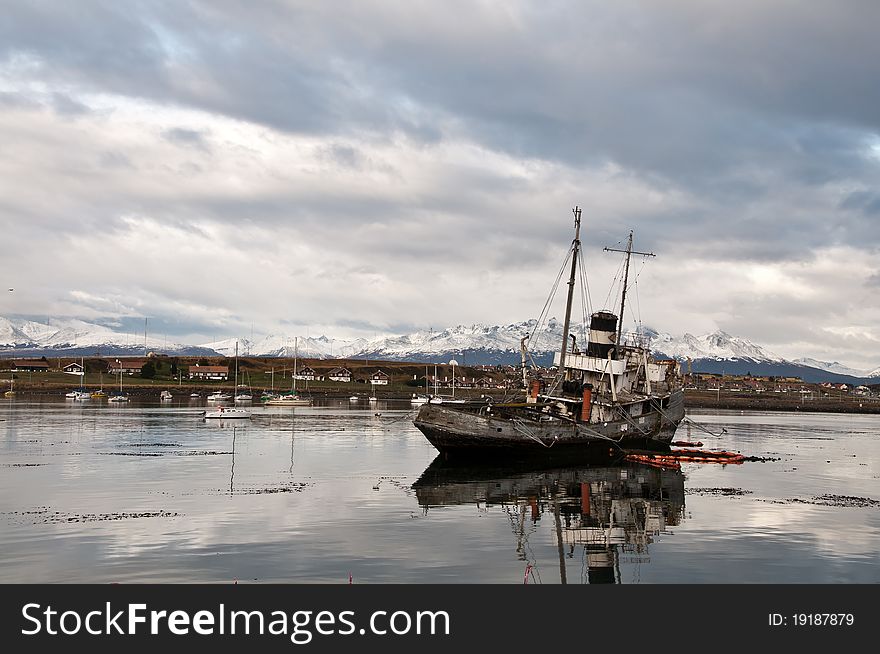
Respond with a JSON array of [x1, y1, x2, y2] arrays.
[[190, 393, 200, 398], [264, 394, 311, 406], [207, 392, 231, 401], [234, 392, 253, 402], [427, 396, 467, 404], [410, 394, 429, 405], [349, 396, 359, 402], [203, 405, 250, 420], [108, 362, 128, 402], [265, 338, 311, 406], [369, 396, 378, 403], [91, 372, 106, 399], [160, 390, 173, 401], [205, 341, 250, 419], [69, 357, 91, 400]]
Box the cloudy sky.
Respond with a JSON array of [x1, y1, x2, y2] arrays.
[[1, 1, 878, 368]]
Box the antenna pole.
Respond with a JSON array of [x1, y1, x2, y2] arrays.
[[604, 232, 654, 354], [558, 207, 582, 373]]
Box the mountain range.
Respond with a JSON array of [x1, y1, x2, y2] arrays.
[[1, 316, 878, 384]]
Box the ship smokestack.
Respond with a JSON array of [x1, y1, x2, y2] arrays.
[[586, 311, 618, 358]]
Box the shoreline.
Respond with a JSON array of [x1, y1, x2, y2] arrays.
[[4, 382, 879, 414], [683, 391, 880, 414]]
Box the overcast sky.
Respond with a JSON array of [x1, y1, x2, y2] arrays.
[[1, 1, 878, 368]]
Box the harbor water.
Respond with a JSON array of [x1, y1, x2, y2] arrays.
[[1, 398, 877, 583]]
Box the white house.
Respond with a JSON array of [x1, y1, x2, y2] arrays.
[[327, 367, 352, 383], [62, 362, 85, 375]]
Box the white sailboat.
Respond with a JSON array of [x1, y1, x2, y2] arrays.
[[235, 369, 252, 402], [205, 341, 250, 419], [265, 337, 311, 406], [411, 365, 430, 404], [109, 360, 129, 402], [72, 357, 91, 400]]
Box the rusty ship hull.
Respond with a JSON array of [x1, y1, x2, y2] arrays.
[[413, 388, 684, 455]]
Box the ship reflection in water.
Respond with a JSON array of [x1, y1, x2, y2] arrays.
[[413, 458, 685, 584]]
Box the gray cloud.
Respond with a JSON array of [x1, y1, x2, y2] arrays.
[[162, 127, 211, 150]]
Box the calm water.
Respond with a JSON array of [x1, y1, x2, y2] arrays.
[[0, 397, 878, 583]]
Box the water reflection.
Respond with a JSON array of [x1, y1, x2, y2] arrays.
[[413, 458, 685, 583]]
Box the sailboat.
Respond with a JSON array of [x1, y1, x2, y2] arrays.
[[204, 341, 250, 419], [108, 360, 129, 402], [108, 361, 128, 402], [91, 371, 107, 399], [412, 207, 685, 456], [411, 365, 430, 405], [71, 357, 91, 400], [234, 369, 252, 402], [3, 369, 13, 398], [265, 337, 311, 406]]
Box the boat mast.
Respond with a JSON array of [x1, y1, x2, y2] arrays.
[[558, 207, 582, 374], [604, 231, 654, 353]]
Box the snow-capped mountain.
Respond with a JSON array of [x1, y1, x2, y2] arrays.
[[358, 319, 565, 362], [0, 317, 213, 356], [792, 358, 873, 378], [206, 334, 369, 359], [648, 330, 786, 363], [1, 314, 877, 382]]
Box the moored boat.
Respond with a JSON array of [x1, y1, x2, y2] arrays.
[[264, 393, 311, 406], [413, 207, 685, 456], [204, 405, 251, 419]]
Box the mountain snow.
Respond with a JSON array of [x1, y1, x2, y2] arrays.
[[792, 358, 873, 378], [0, 316, 194, 353], [648, 330, 786, 362], [1, 315, 877, 379]]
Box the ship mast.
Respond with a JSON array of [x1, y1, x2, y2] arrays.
[[604, 231, 654, 353], [558, 207, 582, 374]]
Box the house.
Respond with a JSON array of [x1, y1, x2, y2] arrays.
[[11, 360, 50, 372], [62, 362, 85, 375], [369, 370, 390, 385], [294, 366, 316, 381], [327, 367, 352, 383], [108, 359, 148, 375], [188, 365, 229, 381], [474, 376, 495, 389]]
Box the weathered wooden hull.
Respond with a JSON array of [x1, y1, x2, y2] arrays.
[[413, 389, 684, 455]]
